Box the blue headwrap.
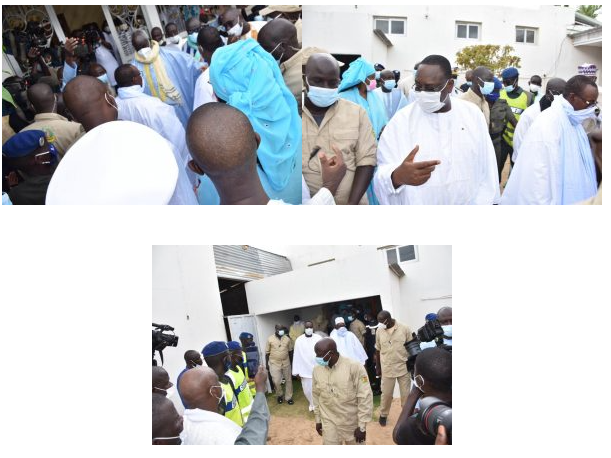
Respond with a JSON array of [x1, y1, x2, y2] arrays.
[[202, 341, 228, 357], [227, 341, 242, 351], [209, 39, 300, 192], [338, 57, 376, 92]]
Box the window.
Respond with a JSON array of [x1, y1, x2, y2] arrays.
[[516, 26, 537, 44], [374, 17, 407, 36], [456, 22, 480, 39], [386, 245, 418, 264]]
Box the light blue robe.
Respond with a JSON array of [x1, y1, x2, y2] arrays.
[[132, 47, 203, 129]]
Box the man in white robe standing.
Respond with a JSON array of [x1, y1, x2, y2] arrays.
[[501, 75, 599, 205], [513, 78, 566, 162], [330, 317, 368, 366], [292, 321, 322, 411], [114, 64, 198, 205], [373, 54, 499, 205]]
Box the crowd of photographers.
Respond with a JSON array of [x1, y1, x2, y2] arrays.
[[152, 305, 452, 445]]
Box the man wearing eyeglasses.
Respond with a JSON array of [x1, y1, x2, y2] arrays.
[[374, 54, 499, 205], [501, 75, 599, 205], [512, 78, 566, 162]]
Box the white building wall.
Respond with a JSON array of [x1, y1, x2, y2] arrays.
[[152, 245, 226, 413], [303, 5, 602, 86]]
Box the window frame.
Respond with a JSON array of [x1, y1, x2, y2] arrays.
[[455, 21, 481, 40], [373, 16, 407, 37], [515, 26, 538, 44]]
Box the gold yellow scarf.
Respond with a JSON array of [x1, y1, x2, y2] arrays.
[[134, 40, 182, 105]]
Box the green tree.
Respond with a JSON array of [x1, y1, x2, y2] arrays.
[[577, 5, 602, 18], [455, 45, 521, 74]]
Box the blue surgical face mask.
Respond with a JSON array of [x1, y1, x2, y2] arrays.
[[189, 32, 199, 42], [375, 71, 381, 80], [442, 325, 452, 338], [97, 73, 109, 85], [306, 77, 339, 108], [316, 350, 332, 366], [504, 84, 515, 93], [254, 15, 264, 21], [480, 81, 495, 96], [383, 80, 396, 91], [467, 81, 472, 87]]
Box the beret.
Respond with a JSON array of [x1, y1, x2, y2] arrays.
[[501, 67, 519, 79], [2, 130, 45, 158], [227, 341, 242, 351], [202, 341, 228, 357], [239, 332, 253, 339]]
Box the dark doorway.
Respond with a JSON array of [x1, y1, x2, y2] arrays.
[[218, 277, 249, 340], [333, 53, 361, 78]]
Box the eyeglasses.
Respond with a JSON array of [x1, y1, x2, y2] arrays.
[[413, 79, 450, 93], [574, 94, 598, 107]]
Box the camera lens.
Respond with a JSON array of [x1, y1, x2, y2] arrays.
[[417, 396, 452, 444]]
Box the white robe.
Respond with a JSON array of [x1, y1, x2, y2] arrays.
[[330, 329, 368, 365], [373, 98, 500, 205], [95, 45, 119, 87], [374, 87, 405, 120], [292, 333, 322, 378], [193, 68, 218, 111], [116, 86, 198, 205], [500, 99, 595, 205], [512, 102, 541, 162], [181, 408, 241, 445]]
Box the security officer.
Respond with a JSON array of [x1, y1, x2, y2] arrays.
[[348, 310, 367, 347], [201, 341, 243, 427], [239, 332, 259, 396], [226, 341, 255, 421], [265, 324, 294, 405], [312, 338, 373, 445], [375, 310, 412, 427], [498, 66, 533, 178]]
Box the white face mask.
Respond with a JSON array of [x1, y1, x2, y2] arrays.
[[378, 322, 387, 330], [277, 330, 285, 336], [415, 79, 450, 113], [441, 325, 452, 338], [529, 84, 541, 93], [167, 36, 180, 44], [227, 21, 243, 37], [305, 328, 313, 336], [337, 327, 348, 336], [138, 47, 152, 58]]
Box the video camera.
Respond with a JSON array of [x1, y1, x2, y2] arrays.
[[416, 396, 452, 444], [152, 323, 179, 366], [405, 319, 451, 374]]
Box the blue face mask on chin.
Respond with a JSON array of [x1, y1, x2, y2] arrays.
[[315, 350, 332, 366]]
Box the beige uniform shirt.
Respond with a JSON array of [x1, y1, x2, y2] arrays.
[[265, 334, 294, 367], [302, 99, 377, 205], [280, 50, 303, 116], [375, 321, 411, 378], [21, 113, 85, 158], [459, 88, 491, 127], [349, 319, 366, 347], [312, 355, 373, 429]]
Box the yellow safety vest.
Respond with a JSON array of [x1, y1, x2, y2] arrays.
[[220, 380, 243, 427], [225, 366, 254, 422], [499, 89, 530, 147]]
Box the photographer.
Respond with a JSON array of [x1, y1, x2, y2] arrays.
[[393, 347, 452, 445]]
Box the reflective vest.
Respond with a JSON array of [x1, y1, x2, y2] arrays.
[[500, 89, 531, 147], [242, 350, 257, 396], [220, 379, 243, 427], [225, 366, 254, 422]]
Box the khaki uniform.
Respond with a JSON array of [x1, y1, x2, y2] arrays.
[[21, 113, 85, 159], [313, 355, 373, 445], [289, 322, 305, 342], [280, 50, 303, 116], [349, 318, 366, 347], [265, 334, 294, 400], [375, 321, 412, 418], [459, 88, 491, 126], [302, 99, 377, 205], [313, 314, 328, 333]]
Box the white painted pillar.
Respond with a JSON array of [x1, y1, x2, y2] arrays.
[[141, 5, 162, 33], [101, 5, 129, 64], [44, 5, 66, 43]]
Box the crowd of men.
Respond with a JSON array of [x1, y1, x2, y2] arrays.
[[3, 5, 332, 205], [152, 306, 453, 445], [301, 52, 602, 205]]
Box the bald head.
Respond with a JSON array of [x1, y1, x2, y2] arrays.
[[132, 30, 150, 51], [186, 103, 259, 179], [473, 66, 493, 82], [305, 53, 340, 80], [258, 18, 298, 62], [63, 75, 118, 132], [186, 17, 201, 34], [546, 77, 566, 95], [87, 62, 106, 78], [437, 307, 452, 325], [179, 367, 219, 411], [152, 366, 171, 393], [315, 337, 337, 355], [465, 70, 473, 82], [184, 350, 203, 368], [27, 83, 55, 113]]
